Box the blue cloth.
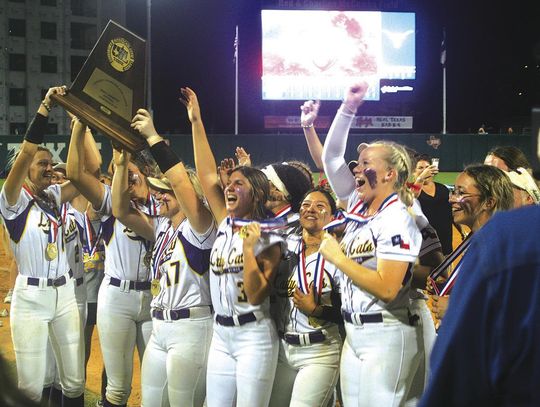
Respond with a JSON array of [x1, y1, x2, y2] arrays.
[[420, 206, 540, 407]]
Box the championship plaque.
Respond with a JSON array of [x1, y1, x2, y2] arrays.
[[51, 21, 147, 152]]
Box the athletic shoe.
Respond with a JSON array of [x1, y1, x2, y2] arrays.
[[0, 309, 8, 317], [4, 289, 13, 303]]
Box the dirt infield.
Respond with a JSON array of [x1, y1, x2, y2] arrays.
[[0, 259, 142, 406]]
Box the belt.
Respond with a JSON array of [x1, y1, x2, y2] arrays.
[[27, 270, 73, 287], [342, 310, 383, 325], [280, 330, 327, 346], [109, 277, 151, 291], [215, 311, 260, 327], [75, 277, 84, 287], [152, 306, 213, 321]]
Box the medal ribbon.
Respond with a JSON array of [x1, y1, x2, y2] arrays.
[[83, 213, 104, 256], [274, 204, 292, 219], [151, 223, 177, 279], [296, 240, 326, 300], [428, 234, 472, 295], [23, 185, 60, 247], [229, 216, 293, 233], [324, 193, 398, 231]]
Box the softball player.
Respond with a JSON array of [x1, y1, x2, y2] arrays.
[[269, 187, 343, 407], [0, 86, 84, 406], [66, 119, 157, 407], [124, 109, 216, 406], [181, 87, 283, 407], [321, 83, 422, 406]]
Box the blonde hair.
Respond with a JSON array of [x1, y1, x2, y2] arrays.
[[366, 141, 414, 207], [185, 167, 205, 202]]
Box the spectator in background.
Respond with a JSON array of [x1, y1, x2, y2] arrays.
[[484, 146, 531, 172], [477, 124, 487, 134], [412, 154, 453, 255], [507, 127, 514, 135]]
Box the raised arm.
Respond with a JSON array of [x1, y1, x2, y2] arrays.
[[131, 108, 214, 234], [66, 119, 105, 209], [322, 83, 368, 201], [300, 100, 324, 170], [111, 149, 154, 241], [3, 86, 66, 206], [180, 87, 227, 224]]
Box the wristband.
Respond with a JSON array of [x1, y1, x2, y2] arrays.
[[41, 100, 52, 112], [24, 113, 48, 144], [149, 140, 181, 173]]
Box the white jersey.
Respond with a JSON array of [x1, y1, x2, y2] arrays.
[[210, 217, 285, 316], [339, 192, 421, 313], [150, 216, 216, 310], [96, 184, 153, 282], [273, 234, 340, 334], [62, 203, 85, 280], [0, 184, 69, 279]]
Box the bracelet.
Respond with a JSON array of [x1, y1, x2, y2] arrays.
[[41, 100, 52, 112], [301, 123, 314, 129]]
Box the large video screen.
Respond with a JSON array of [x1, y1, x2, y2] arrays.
[[261, 10, 415, 101]]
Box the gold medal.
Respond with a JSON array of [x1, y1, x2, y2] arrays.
[[238, 225, 249, 239], [308, 316, 322, 328], [151, 279, 161, 296], [46, 243, 58, 261]]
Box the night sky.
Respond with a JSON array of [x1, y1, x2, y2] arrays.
[[125, 0, 539, 135]]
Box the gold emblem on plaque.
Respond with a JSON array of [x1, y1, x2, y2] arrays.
[[46, 243, 58, 261], [151, 279, 161, 296], [107, 38, 135, 72]]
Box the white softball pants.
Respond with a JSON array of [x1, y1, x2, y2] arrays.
[[405, 299, 436, 407], [44, 279, 88, 388], [10, 274, 84, 402], [269, 327, 341, 407], [341, 310, 422, 407], [206, 317, 279, 407], [97, 280, 152, 405], [141, 313, 213, 407]]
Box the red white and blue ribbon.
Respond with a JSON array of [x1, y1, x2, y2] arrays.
[[324, 193, 398, 231], [83, 213, 103, 257], [24, 185, 60, 247], [151, 222, 178, 279], [296, 240, 325, 300]]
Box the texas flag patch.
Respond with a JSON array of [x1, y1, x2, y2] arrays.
[[391, 234, 410, 250]]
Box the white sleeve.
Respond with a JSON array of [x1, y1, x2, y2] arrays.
[[45, 184, 62, 209], [96, 184, 112, 218], [322, 106, 357, 201], [0, 187, 32, 220], [376, 207, 421, 263]]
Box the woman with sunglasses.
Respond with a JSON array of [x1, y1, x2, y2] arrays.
[[269, 186, 343, 407], [320, 82, 423, 406], [429, 164, 514, 321]]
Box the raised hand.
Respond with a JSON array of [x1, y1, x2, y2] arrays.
[[343, 81, 369, 114], [235, 147, 251, 167], [44, 85, 67, 107], [218, 158, 235, 189], [415, 165, 439, 184], [179, 87, 201, 123], [300, 100, 321, 127], [131, 109, 159, 140]]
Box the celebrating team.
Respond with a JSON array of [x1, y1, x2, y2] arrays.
[[1, 81, 538, 407]]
